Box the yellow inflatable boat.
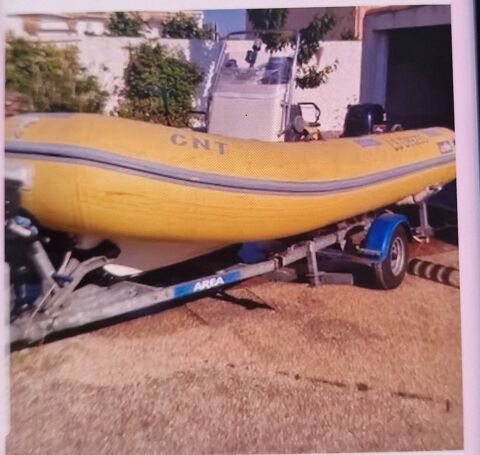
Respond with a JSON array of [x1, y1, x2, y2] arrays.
[[5, 113, 456, 244]]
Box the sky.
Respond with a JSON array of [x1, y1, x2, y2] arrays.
[[203, 9, 246, 37]]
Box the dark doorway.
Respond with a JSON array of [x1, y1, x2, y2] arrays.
[[385, 25, 454, 130]]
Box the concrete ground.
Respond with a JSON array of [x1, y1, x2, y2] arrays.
[[7, 243, 463, 454]]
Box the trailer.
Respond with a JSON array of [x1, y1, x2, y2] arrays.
[[6, 185, 442, 348]]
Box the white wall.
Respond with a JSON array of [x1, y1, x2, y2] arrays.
[[75, 19, 106, 36], [5, 16, 27, 37], [18, 36, 362, 133], [294, 41, 362, 133], [60, 37, 222, 114]]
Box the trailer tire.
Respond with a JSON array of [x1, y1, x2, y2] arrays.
[[373, 225, 408, 289]]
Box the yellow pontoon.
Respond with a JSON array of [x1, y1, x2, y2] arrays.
[[5, 113, 455, 244]]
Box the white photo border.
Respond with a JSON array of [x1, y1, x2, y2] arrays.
[[1, 1, 478, 455]]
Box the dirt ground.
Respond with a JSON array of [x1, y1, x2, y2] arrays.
[[7, 243, 463, 454]]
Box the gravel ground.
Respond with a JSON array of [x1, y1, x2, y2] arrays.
[[7, 244, 463, 454]]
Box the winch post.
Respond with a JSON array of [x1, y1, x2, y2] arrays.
[[30, 241, 57, 287], [396, 185, 442, 243], [416, 199, 435, 243]]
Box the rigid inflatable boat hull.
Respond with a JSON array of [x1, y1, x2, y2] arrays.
[[5, 114, 456, 243]]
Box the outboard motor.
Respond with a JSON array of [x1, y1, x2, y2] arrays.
[[342, 103, 387, 137], [5, 178, 42, 312], [5, 164, 74, 314]]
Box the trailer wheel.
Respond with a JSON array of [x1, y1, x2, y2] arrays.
[[373, 225, 408, 289]]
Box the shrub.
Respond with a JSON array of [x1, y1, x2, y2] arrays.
[[341, 29, 358, 40], [161, 12, 214, 40], [5, 36, 108, 113], [5, 90, 34, 116], [115, 42, 203, 127], [107, 12, 146, 37]]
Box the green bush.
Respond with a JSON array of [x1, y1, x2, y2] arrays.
[[5, 91, 34, 116], [161, 12, 214, 40], [341, 29, 358, 40], [107, 12, 146, 37], [115, 42, 203, 127], [5, 36, 108, 113]]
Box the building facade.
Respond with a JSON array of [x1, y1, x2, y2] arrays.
[[246, 7, 376, 40], [5, 11, 204, 40], [360, 5, 453, 130]]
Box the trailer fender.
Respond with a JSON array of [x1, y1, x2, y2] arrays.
[[364, 214, 410, 263]]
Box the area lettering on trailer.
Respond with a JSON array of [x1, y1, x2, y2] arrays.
[[170, 133, 228, 155], [193, 276, 225, 292], [172, 270, 242, 299]]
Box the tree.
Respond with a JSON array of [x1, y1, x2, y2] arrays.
[[161, 12, 214, 40], [115, 42, 203, 127], [246, 8, 338, 89], [5, 36, 108, 113], [107, 12, 146, 37], [246, 9, 290, 51]]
